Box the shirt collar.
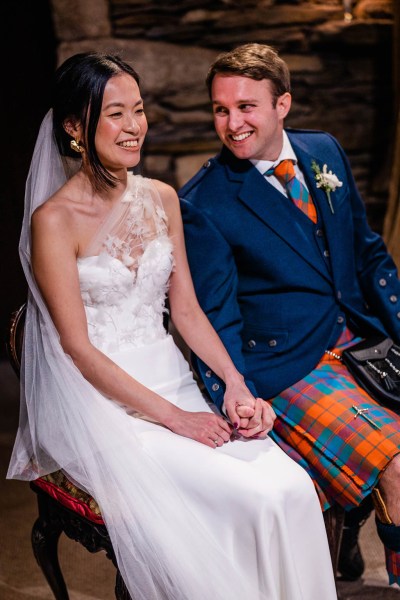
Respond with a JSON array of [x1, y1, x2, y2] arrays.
[[250, 131, 297, 176]]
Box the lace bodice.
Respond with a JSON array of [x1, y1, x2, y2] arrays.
[[77, 175, 174, 353]]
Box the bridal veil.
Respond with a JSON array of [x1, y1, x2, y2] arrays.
[[7, 110, 264, 600]]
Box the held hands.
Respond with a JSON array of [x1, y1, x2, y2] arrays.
[[167, 377, 276, 447], [236, 398, 276, 439], [223, 377, 276, 439]]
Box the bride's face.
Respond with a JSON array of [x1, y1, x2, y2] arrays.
[[94, 73, 148, 175]]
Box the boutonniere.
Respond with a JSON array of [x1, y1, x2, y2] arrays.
[[311, 160, 343, 215]]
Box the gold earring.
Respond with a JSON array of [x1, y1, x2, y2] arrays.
[[70, 138, 84, 154]]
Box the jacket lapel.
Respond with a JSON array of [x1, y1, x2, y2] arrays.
[[291, 138, 344, 289], [222, 150, 331, 280]]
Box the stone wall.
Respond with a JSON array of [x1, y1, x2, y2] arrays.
[[50, 0, 395, 230]]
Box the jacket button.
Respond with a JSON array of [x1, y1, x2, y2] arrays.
[[397, 312, 400, 319], [337, 290, 342, 300], [316, 229, 324, 237], [390, 295, 398, 303], [211, 383, 220, 392], [379, 278, 387, 287], [248, 339, 256, 348], [337, 315, 345, 324], [203, 160, 211, 168], [205, 369, 212, 378], [323, 249, 330, 258], [268, 339, 277, 347]]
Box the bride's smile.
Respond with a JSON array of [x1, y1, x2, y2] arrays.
[[94, 73, 148, 174]]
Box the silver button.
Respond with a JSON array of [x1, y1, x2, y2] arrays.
[[337, 315, 345, 324], [323, 250, 330, 258], [211, 383, 220, 392], [390, 295, 398, 303], [316, 229, 324, 237], [205, 369, 212, 378], [247, 339, 256, 348], [268, 339, 277, 347], [337, 291, 342, 300], [379, 278, 387, 287], [203, 160, 211, 168], [397, 312, 400, 319]]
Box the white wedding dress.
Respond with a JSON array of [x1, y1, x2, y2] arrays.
[[74, 174, 336, 599], [9, 157, 337, 598]]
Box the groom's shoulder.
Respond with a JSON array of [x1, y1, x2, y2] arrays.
[[178, 154, 220, 198], [286, 127, 343, 152]]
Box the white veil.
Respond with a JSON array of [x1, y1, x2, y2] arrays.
[[7, 111, 264, 600]]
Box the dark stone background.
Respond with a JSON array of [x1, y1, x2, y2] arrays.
[[0, 0, 395, 357]]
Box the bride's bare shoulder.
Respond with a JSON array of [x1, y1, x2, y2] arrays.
[[31, 180, 78, 231]]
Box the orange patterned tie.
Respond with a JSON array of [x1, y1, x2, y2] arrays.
[[266, 159, 317, 223]]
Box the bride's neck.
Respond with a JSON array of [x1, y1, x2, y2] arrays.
[[77, 166, 128, 205]]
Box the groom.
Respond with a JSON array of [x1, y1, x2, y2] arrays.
[[179, 43, 400, 582]]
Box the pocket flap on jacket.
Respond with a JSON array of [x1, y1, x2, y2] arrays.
[[243, 328, 289, 354]]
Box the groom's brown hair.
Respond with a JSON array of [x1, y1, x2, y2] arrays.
[[206, 43, 291, 107]]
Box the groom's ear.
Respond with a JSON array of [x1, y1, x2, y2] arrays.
[[276, 93, 291, 121]]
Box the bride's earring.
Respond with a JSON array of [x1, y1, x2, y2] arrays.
[[70, 138, 84, 153]]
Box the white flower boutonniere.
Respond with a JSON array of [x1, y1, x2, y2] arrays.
[[311, 160, 343, 215]]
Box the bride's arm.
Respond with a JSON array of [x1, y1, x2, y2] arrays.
[[157, 182, 276, 438], [30, 200, 232, 447]]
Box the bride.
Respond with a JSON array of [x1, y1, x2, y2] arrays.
[[7, 52, 337, 600]]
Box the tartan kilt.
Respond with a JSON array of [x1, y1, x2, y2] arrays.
[[269, 349, 400, 511]]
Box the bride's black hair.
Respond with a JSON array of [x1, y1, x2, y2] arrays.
[[52, 52, 140, 191]]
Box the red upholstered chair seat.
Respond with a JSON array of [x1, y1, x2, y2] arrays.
[[32, 472, 104, 524]]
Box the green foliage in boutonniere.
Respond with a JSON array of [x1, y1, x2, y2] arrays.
[[311, 160, 343, 215]]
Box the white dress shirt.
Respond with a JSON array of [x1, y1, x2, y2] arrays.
[[250, 131, 310, 196]]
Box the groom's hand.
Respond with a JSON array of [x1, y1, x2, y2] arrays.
[[237, 398, 276, 439]]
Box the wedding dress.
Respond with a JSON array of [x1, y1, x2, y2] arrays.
[[8, 112, 337, 600]]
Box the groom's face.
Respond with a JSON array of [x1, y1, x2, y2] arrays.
[[211, 74, 291, 162]]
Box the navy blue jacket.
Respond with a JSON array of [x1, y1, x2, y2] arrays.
[[179, 130, 400, 410]]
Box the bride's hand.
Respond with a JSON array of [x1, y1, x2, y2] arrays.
[[168, 409, 233, 448]]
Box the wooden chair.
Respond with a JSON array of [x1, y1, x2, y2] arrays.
[[6, 304, 132, 600], [324, 503, 345, 574], [7, 303, 345, 599]]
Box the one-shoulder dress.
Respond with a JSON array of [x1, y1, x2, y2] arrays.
[[10, 174, 337, 600]]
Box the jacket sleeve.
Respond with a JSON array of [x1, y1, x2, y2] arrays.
[[180, 198, 258, 410], [331, 134, 400, 342]]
